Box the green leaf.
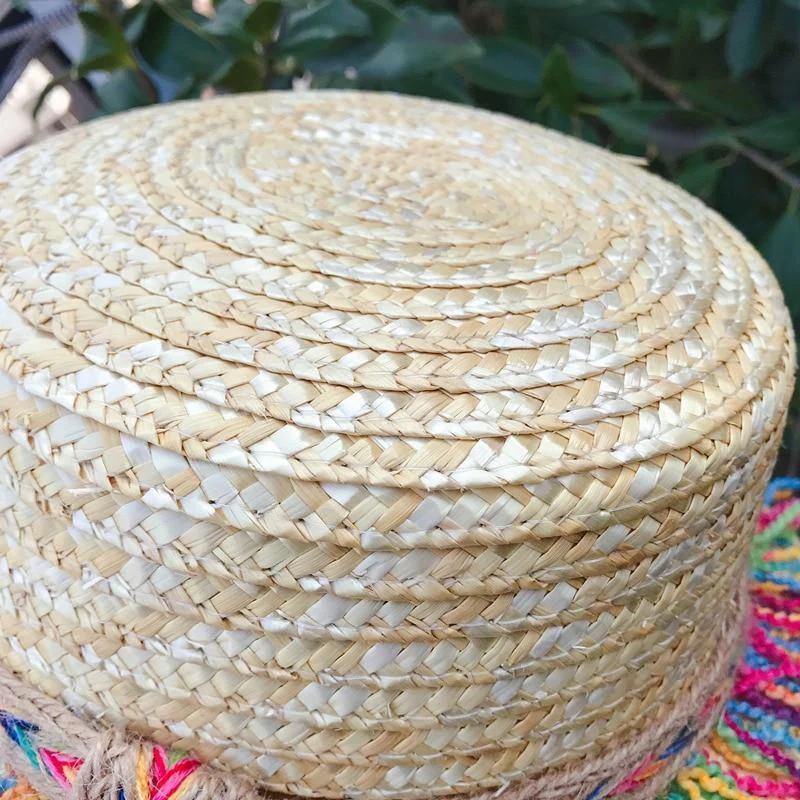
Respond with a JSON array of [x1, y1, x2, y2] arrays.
[[513, 0, 587, 7], [681, 79, 766, 122], [593, 103, 725, 156], [671, 10, 701, 78], [123, 3, 150, 43], [215, 57, 266, 91], [726, 0, 774, 79], [776, 4, 800, 41], [769, 48, 800, 104], [138, 5, 230, 81], [593, 103, 663, 142], [203, 0, 280, 41], [277, 0, 371, 54], [650, 0, 723, 19], [637, 8, 727, 48], [77, 51, 127, 74], [697, 10, 727, 41], [576, 116, 604, 145], [555, 13, 635, 46], [567, 39, 636, 99], [636, 27, 673, 48], [352, 0, 402, 37], [715, 157, 777, 242], [245, 0, 282, 39], [356, 7, 481, 81], [390, 69, 473, 104], [541, 44, 577, 112], [94, 69, 152, 114], [522, 0, 633, 8], [302, 39, 379, 75], [762, 211, 800, 318], [78, 9, 130, 58], [79, 32, 114, 65], [461, 38, 543, 97], [544, 105, 576, 135], [674, 158, 722, 198], [205, 0, 252, 32], [737, 111, 800, 152]]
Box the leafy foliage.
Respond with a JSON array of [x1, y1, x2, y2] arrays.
[[28, 0, 800, 459]]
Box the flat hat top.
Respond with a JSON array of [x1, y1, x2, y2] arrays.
[[0, 91, 789, 494]]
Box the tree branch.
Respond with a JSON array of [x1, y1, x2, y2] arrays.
[[615, 48, 691, 109], [732, 142, 800, 192], [615, 46, 800, 192]]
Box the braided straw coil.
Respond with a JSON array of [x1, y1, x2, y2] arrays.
[[0, 91, 794, 800]]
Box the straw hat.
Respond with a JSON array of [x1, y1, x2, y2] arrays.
[[0, 91, 793, 800]]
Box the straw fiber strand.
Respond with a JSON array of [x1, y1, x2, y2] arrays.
[[0, 91, 794, 799]]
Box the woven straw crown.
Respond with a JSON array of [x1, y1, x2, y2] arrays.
[[0, 91, 794, 800]]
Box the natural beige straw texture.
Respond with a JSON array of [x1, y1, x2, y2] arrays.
[[0, 91, 794, 800]]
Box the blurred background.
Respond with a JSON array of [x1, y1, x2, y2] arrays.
[[1, 0, 799, 466]]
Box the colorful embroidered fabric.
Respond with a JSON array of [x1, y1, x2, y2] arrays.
[[3, 479, 800, 800], [0, 709, 201, 800], [661, 479, 800, 800]]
